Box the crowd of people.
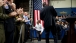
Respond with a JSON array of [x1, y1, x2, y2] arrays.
[[0, 0, 76, 43], [55, 15, 69, 40], [0, 0, 32, 43], [55, 15, 76, 43]]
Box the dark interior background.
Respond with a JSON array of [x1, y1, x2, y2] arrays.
[[14, 0, 29, 11]]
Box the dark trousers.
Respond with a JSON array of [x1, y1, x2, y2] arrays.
[[37, 31, 41, 41], [45, 26, 58, 43], [24, 24, 30, 42], [3, 16, 15, 43], [4, 23, 15, 43], [14, 25, 20, 43], [61, 35, 67, 43], [30, 28, 34, 41], [5, 31, 14, 43]]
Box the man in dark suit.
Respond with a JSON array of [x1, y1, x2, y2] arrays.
[[3, 0, 17, 43], [40, 2, 57, 43], [0, 0, 17, 43]]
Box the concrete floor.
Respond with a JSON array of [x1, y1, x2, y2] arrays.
[[26, 39, 61, 43]]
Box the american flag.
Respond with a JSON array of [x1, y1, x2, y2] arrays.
[[34, 0, 48, 27]]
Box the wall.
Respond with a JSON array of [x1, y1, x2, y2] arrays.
[[49, 0, 76, 16], [49, 0, 76, 8]]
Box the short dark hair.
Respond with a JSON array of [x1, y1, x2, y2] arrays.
[[43, 2, 47, 7]]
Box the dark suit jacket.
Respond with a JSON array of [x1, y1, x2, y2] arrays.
[[0, 6, 11, 21], [40, 6, 57, 28], [3, 4, 15, 32]]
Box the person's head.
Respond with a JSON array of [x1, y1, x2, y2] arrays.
[[65, 21, 68, 24], [24, 12, 28, 16], [4, 0, 8, 4], [0, 0, 4, 6], [7, 0, 13, 3], [56, 16, 59, 19], [37, 20, 40, 24], [56, 21, 61, 25], [43, 2, 47, 7], [17, 8, 23, 15], [61, 22, 65, 25]]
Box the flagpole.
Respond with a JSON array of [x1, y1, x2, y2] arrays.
[[29, 0, 34, 41]]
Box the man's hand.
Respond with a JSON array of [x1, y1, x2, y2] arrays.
[[9, 12, 17, 17], [30, 18, 33, 21], [33, 27, 36, 29], [22, 19, 25, 22], [17, 18, 22, 21]]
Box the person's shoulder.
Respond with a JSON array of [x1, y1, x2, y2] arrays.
[[40, 7, 44, 12], [48, 5, 52, 7], [44, 6, 53, 9], [39, 23, 42, 25], [0, 6, 2, 8]]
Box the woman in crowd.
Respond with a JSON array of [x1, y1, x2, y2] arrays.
[[61, 21, 69, 43], [14, 8, 24, 43]]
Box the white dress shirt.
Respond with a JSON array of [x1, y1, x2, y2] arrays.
[[33, 23, 44, 33]]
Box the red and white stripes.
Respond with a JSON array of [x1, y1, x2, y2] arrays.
[[34, 0, 48, 27]]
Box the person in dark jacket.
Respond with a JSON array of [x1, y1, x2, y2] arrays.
[[40, 2, 57, 43], [3, 0, 17, 43], [0, 0, 16, 43]]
